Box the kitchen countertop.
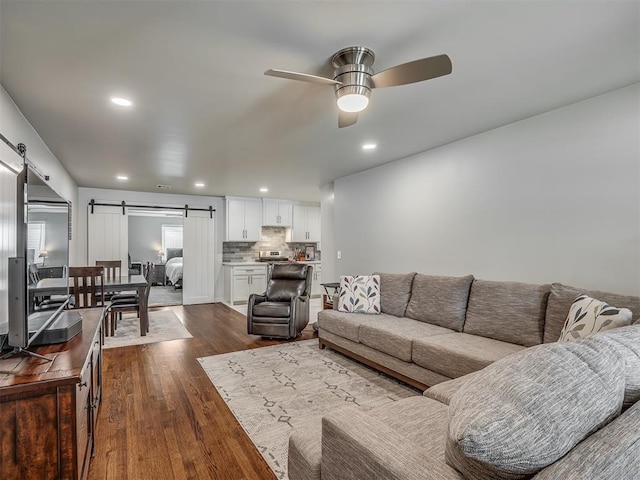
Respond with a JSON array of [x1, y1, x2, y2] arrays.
[[222, 260, 321, 266]]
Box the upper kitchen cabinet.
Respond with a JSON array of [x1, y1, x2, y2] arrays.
[[263, 199, 293, 227], [226, 197, 262, 241], [292, 204, 321, 242]]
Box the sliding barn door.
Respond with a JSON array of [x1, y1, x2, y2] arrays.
[[87, 205, 128, 268], [183, 210, 215, 305]]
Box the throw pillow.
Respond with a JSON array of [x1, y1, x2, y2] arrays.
[[559, 294, 632, 342], [446, 339, 625, 480], [338, 275, 381, 314]]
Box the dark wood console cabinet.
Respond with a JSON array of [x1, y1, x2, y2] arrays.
[[0, 308, 103, 480]]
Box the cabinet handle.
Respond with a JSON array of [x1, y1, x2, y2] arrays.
[[79, 381, 88, 389]]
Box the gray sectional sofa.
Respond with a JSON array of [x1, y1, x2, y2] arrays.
[[288, 273, 640, 480], [317, 272, 640, 389]]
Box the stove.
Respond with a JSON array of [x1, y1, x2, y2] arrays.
[[258, 250, 289, 262]]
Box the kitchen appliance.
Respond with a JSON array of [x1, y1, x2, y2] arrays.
[[258, 250, 289, 262]]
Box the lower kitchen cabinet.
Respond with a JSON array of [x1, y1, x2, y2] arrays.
[[0, 308, 103, 480], [224, 264, 267, 304], [310, 263, 322, 298]]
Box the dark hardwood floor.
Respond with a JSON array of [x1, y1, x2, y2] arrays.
[[88, 303, 316, 480]]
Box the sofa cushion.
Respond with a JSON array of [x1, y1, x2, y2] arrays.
[[321, 397, 464, 480], [544, 283, 640, 343], [413, 333, 525, 379], [463, 279, 549, 347], [423, 371, 482, 405], [559, 294, 633, 342], [532, 401, 640, 480], [358, 316, 454, 362], [338, 275, 381, 314], [405, 274, 474, 331], [317, 310, 373, 343], [373, 272, 416, 317], [445, 338, 625, 480]]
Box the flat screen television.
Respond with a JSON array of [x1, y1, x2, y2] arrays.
[[0, 162, 76, 358]]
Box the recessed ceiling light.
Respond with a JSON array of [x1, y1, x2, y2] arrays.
[[111, 97, 132, 107], [116, 175, 128, 181], [259, 187, 269, 193], [362, 143, 377, 150], [195, 182, 205, 188]]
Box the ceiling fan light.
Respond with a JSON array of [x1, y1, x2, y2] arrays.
[[337, 94, 369, 113]]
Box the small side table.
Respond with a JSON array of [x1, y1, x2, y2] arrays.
[[320, 282, 340, 310], [152, 263, 166, 286]]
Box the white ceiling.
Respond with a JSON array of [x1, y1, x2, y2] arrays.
[[1, 1, 638, 203]]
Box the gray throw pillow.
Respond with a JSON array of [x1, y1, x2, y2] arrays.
[[372, 272, 416, 317], [592, 325, 640, 408], [446, 338, 625, 480]]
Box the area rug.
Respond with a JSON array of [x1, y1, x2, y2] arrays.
[[104, 309, 192, 349], [197, 340, 418, 479]]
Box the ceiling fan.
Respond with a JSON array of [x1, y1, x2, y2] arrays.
[[265, 46, 452, 128]]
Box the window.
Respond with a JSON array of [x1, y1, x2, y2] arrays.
[[28, 222, 46, 264], [161, 225, 183, 256]]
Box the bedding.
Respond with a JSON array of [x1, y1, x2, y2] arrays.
[[165, 256, 183, 286]]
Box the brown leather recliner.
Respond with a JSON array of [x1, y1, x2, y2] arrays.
[[247, 263, 313, 339]]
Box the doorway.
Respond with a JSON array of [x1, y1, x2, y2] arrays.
[[128, 209, 184, 307]]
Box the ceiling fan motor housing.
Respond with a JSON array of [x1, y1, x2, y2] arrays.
[[332, 47, 375, 107]]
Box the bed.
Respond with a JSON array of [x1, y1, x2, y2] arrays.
[[165, 248, 183, 289]]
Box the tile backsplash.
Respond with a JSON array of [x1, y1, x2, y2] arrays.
[[223, 226, 319, 262]]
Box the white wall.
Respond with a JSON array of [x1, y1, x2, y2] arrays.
[[0, 86, 79, 323], [78, 187, 225, 301], [333, 84, 640, 295], [320, 182, 336, 283]]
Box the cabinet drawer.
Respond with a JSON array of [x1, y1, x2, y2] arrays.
[[233, 266, 266, 275]]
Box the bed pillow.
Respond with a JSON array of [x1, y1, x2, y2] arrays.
[[338, 275, 381, 314], [559, 294, 633, 342]]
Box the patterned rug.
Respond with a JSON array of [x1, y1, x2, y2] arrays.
[[198, 340, 419, 479], [104, 309, 192, 349]]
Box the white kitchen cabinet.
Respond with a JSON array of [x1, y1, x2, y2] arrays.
[[224, 264, 267, 304], [291, 204, 321, 242], [226, 197, 262, 241], [263, 199, 293, 227]]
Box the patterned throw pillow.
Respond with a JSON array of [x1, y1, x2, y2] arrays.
[[338, 275, 381, 314], [559, 294, 633, 342]]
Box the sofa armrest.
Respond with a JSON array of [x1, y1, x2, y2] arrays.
[[321, 409, 463, 480]]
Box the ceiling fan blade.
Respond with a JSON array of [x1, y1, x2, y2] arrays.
[[370, 54, 452, 88], [264, 69, 341, 86], [338, 111, 358, 128]]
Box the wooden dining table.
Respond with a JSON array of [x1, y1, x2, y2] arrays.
[[30, 274, 150, 335]]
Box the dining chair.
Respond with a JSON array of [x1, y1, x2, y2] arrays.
[[95, 260, 121, 280], [68, 266, 105, 309], [105, 262, 153, 336], [29, 263, 68, 311]]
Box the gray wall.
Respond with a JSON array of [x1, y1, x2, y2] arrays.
[[333, 84, 640, 295], [128, 215, 183, 264]]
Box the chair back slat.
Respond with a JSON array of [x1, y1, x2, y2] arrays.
[[68, 266, 104, 308], [95, 260, 121, 281]]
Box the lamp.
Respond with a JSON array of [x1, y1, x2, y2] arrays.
[[158, 250, 164, 263], [39, 250, 48, 266]]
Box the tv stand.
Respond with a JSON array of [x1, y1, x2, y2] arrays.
[[0, 346, 53, 361], [0, 308, 103, 480]]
